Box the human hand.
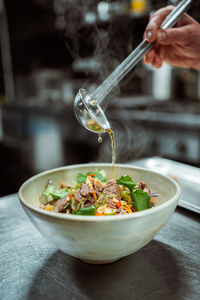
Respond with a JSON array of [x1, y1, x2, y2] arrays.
[[143, 6, 200, 70]]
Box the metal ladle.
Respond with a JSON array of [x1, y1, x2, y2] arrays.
[[74, 0, 193, 134]]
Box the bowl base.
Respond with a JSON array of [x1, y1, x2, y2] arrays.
[[80, 257, 121, 264]]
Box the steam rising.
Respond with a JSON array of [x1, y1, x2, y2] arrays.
[[54, 0, 134, 98]]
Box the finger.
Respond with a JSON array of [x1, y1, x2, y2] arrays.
[[144, 6, 174, 42], [144, 49, 156, 64], [157, 26, 191, 45], [152, 55, 163, 69], [175, 12, 196, 27]]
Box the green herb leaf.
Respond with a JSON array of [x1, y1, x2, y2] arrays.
[[117, 175, 136, 190], [43, 184, 69, 200], [42, 184, 55, 198], [75, 173, 87, 184], [51, 188, 69, 199], [75, 170, 107, 184], [94, 172, 107, 183], [117, 175, 152, 211], [73, 206, 96, 216], [93, 169, 107, 183], [131, 189, 152, 211]]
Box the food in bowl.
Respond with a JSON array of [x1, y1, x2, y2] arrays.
[[40, 169, 158, 216], [18, 163, 181, 264]]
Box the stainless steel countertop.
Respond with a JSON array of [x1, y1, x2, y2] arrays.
[[0, 194, 199, 300]]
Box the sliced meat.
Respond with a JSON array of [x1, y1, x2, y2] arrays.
[[83, 198, 95, 207], [52, 198, 68, 212], [80, 184, 93, 197], [102, 179, 121, 201], [74, 183, 94, 204], [74, 190, 82, 202], [93, 178, 104, 196], [136, 181, 151, 194]]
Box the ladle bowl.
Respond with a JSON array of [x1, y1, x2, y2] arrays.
[[74, 88, 110, 133]]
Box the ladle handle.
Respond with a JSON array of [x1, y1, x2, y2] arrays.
[[93, 0, 193, 105]]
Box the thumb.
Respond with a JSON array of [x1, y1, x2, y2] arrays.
[[157, 27, 188, 45]]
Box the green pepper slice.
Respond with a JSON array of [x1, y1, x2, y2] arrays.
[[73, 205, 96, 216]]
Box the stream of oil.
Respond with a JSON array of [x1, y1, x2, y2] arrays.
[[87, 118, 116, 178], [98, 129, 116, 178]]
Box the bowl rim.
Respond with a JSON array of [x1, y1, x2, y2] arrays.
[[18, 163, 181, 222]]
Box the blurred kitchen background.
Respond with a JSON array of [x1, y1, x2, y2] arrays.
[[0, 0, 200, 196]]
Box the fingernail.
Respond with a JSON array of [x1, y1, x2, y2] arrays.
[[158, 31, 166, 41], [146, 30, 152, 40]]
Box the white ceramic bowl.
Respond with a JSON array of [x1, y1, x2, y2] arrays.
[[18, 163, 181, 264]]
